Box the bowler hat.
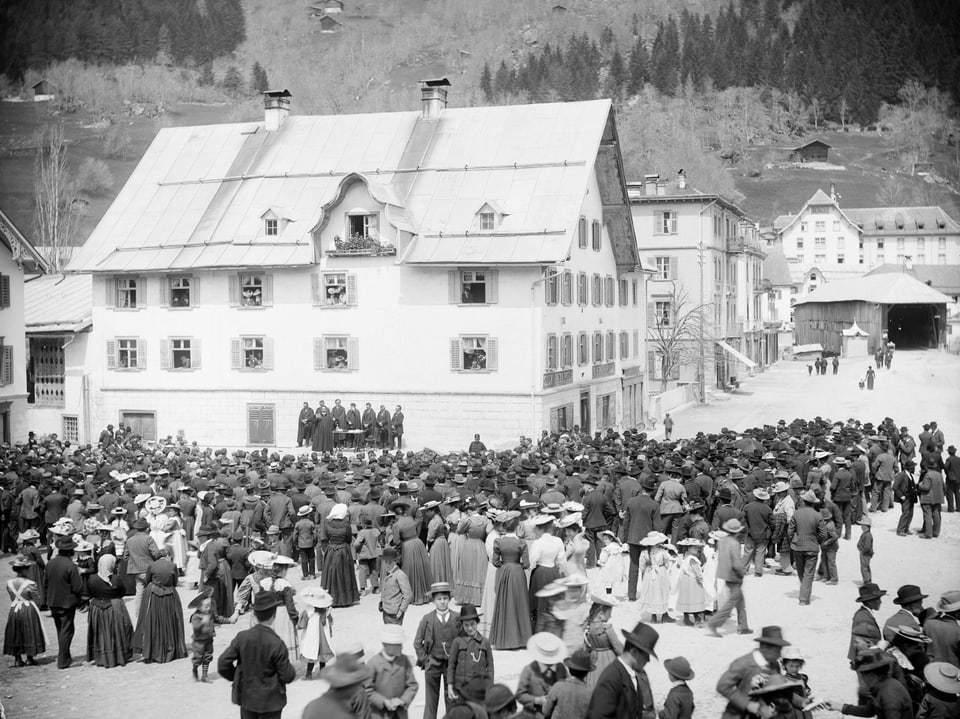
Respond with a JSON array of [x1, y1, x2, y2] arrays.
[[459, 603, 481, 622], [753, 626, 790, 647], [460, 677, 490, 703], [564, 648, 595, 673], [484, 684, 516, 714], [893, 584, 928, 606], [856, 583, 886, 603], [663, 656, 695, 681], [381, 547, 399, 561], [55, 536, 76, 551], [251, 591, 283, 612], [621, 621, 659, 658], [131, 518, 148, 531], [893, 625, 932, 644]]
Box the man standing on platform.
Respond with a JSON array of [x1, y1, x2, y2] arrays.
[[297, 402, 315, 448], [362, 403, 377, 446], [331, 399, 347, 447], [392, 406, 405, 450], [377, 405, 392, 449]]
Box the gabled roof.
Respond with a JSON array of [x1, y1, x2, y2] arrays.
[[68, 99, 638, 273], [792, 139, 831, 151], [0, 207, 48, 273], [24, 274, 92, 333], [843, 206, 960, 236], [762, 246, 793, 286], [867, 263, 960, 295], [794, 272, 952, 306], [774, 189, 860, 236]]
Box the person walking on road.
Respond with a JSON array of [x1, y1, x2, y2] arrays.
[[788, 491, 821, 607], [664, 414, 675, 440], [46, 536, 83, 669], [706, 519, 750, 637], [865, 367, 875, 390]]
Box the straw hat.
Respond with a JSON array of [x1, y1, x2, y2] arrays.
[[526, 632, 567, 664], [924, 662, 960, 694], [247, 550, 276, 570], [937, 590, 960, 613], [321, 654, 370, 688], [749, 674, 802, 696], [299, 586, 333, 609], [381, 625, 405, 645], [558, 512, 582, 528], [639, 531, 669, 546]]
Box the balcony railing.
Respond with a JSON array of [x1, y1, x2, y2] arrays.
[[592, 362, 616, 379], [542, 369, 573, 389], [327, 234, 397, 257]]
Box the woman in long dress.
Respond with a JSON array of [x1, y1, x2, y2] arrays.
[[425, 502, 453, 584], [454, 500, 488, 606], [444, 497, 463, 574], [583, 598, 622, 690], [321, 504, 359, 607], [3, 556, 46, 665], [527, 516, 564, 631], [675, 539, 706, 625], [259, 557, 300, 659], [164, 507, 188, 572], [702, 531, 721, 612], [16, 531, 46, 609], [637, 531, 672, 623], [86, 555, 134, 668], [393, 503, 432, 605], [490, 513, 532, 650], [480, 513, 502, 637], [132, 552, 187, 663], [312, 408, 336, 452]]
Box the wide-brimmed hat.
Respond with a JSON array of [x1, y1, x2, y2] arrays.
[[721, 518, 745, 534], [459, 604, 481, 621], [110, 507, 126, 516], [299, 586, 333, 609], [856, 583, 886, 602], [558, 512, 582, 528], [677, 538, 703, 547], [893, 625, 932, 644], [753, 626, 790, 647], [752, 488, 770, 501], [381, 625, 405, 645], [265, 525, 280, 535], [639, 531, 669, 546], [924, 662, 960, 694], [16, 529, 40, 543], [484, 684, 516, 714], [781, 646, 805, 662], [531, 514, 555, 526], [589, 592, 620, 608], [272, 555, 296, 567], [131, 518, 148, 531], [248, 550, 276, 569], [535, 581, 567, 598], [622, 621, 659, 658], [542, 503, 563, 515], [663, 656, 695, 681], [382, 547, 399, 561], [429, 582, 453, 596], [937, 590, 960, 613], [564, 648, 595, 673], [134, 493, 152, 504], [460, 677, 490, 703], [857, 516, 872, 527], [526, 632, 567, 664], [297, 505, 312, 516], [749, 674, 802, 697], [496, 510, 521, 524], [321, 653, 370, 688], [893, 585, 928, 606], [74, 539, 93, 553], [10, 555, 34, 570], [770, 481, 790, 494], [799, 490, 819, 505], [187, 587, 214, 609]]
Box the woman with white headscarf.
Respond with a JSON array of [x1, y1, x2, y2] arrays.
[[86, 554, 134, 667], [320, 503, 359, 607]]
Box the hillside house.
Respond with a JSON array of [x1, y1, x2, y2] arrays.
[[66, 85, 647, 450], [790, 139, 831, 163], [0, 208, 48, 442], [316, 15, 343, 32]]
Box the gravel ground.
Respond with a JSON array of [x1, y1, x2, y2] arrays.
[[2, 349, 958, 719]]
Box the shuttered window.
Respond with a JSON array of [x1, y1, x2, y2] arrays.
[[314, 336, 359, 371], [578, 216, 587, 249], [0, 343, 12, 386], [604, 276, 615, 307], [546, 334, 558, 371], [618, 278, 628, 307], [160, 338, 200, 370], [229, 273, 274, 307], [561, 333, 573, 368], [544, 272, 559, 305], [0, 275, 10, 309], [231, 336, 274, 370], [591, 274, 601, 306], [619, 331, 629, 360], [450, 336, 498, 372], [591, 220, 601, 251], [161, 276, 197, 308], [592, 332, 603, 363], [449, 269, 498, 304], [247, 404, 276, 445], [106, 338, 145, 370], [577, 272, 588, 306], [577, 333, 588, 366], [606, 331, 615, 361], [107, 276, 145, 310], [561, 271, 572, 305], [312, 272, 358, 307]]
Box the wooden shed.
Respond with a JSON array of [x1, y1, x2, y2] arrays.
[[790, 139, 831, 163]]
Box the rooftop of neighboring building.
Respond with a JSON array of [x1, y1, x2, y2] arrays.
[[762, 246, 794, 286], [866, 263, 960, 296]]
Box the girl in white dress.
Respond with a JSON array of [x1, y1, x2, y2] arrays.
[[297, 587, 334, 679], [596, 531, 628, 597], [675, 538, 707, 625], [702, 531, 723, 612], [637, 531, 672, 623]]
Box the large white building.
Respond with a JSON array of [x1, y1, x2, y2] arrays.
[[66, 86, 648, 450], [0, 208, 48, 442], [774, 188, 960, 299], [628, 174, 774, 395]]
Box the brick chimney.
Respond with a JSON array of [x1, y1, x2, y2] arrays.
[[263, 89, 291, 132], [420, 78, 450, 119], [643, 173, 659, 195], [678, 169, 686, 190]]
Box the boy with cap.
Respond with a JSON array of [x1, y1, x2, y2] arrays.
[[294, 505, 317, 580], [543, 648, 594, 719], [188, 587, 221, 682], [856, 516, 873, 584], [354, 517, 381, 596], [661, 657, 696, 719], [414, 582, 462, 719], [379, 546, 412, 625], [447, 604, 495, 706], [365, 624, 419, 719]]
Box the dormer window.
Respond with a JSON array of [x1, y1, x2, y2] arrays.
[[347, 212, 379, 239], [261, 208, 291, 237], [916, 219, 925, 230], [876, 220, 884, 230], [265, 218, 278, 236], [474, 201, 507, 232], [479, 212, 495, 231]]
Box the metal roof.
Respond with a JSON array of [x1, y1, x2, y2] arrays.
[[402, 232, 570, 265], [68, 100, 635, 273], [24, 274, 92, 333], [866, 263, 960, 296], [843, 206, 960, 236], [793, 272, 953, 306]]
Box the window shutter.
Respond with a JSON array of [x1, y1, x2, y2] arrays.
[[448, 271, 459, 304], [137, 338, 147, 369], [311, 274, 321, 305], [550, 408, 560, 434], [158, 277, 169, 307], [487, 270, 498, 304], [262, 275, 274, 307], [0, 275, 9, 308], [229, 275, 240, 307], [346, 273, 358, 306], [596, 396, 603, 428], [647, 303, 655, 328], [248, 406, 261, 444], [138, 277, 147, 308], [633, 330, 639, 357], [671, 361, 680, 380], [545, 278, 553, 305], [486, 337, 498, 371], [230, 338, 242, 369], [347, 337, 359, 370], [263, 337, 275, 369], [105, 278, 116, 309], [191, 276, 200, 307], [647, 351, 656, 378], [545, 336, 552, 371], [192, 338, 201, 369], [670, 257, 679, 280], [0, 345, 11, 386], [313, 338, 323, 370], [562, 271, 571, 305], [449, 339, 462, 371], [160, 339, 170, 370], [106, 340, 117, 369]]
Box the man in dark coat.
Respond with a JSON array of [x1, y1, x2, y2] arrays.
[[296, 402, 315, 447], [788, 491, 822, 606], [46, 536, 83, 669], [587, 621, 658, 719], [217, 591, 297, 719], [620, 479, 661, 601], [376, 405, 393, 449], [391, 405, 405, 450], [848, 583, 885, 665], [715, 626, 791, 719], [831, 457, 855, 539], [345, 403, 361, 432], [362, 403, 378, 446], [125, 518, 162, 617], [743, 488, 772, 577], [582, 479, 613, 568]]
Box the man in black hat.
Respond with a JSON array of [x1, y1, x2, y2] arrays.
[[848, 583, 885, 666], [716, 626, 792, 719], [125, 517, 162, 617], [586, 621, 658, 719], [218, 591, 297, 719], [45, 536, 82, 669], [882, 585, 928, 642], [620, 478, 662, 601]]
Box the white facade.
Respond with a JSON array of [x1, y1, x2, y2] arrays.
[[69, 93, 646, 450]]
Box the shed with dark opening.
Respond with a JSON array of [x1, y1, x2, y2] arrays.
[[790, 139, 831, 163], [793, 273, 950, 353]]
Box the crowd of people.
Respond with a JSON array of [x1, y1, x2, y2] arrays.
[[1, 413, 958, 719], [297, 400, 404, 453]]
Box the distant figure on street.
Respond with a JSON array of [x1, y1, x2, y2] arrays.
[[664, 414, 675, 441], [807, 365, 813, 377], [866, 367, 875, 390], [832, 356, 839, 375]]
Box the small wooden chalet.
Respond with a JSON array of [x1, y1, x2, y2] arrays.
[[790, 140, 831, 163]]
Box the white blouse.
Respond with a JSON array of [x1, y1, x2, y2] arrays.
[[529, 533, 565, 567]]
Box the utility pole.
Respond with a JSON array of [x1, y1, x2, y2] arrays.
[[697, 200, 719, 403]]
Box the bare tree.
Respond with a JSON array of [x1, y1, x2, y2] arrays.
[[648, 282, 710, 393], [33, 124, 79, 272]]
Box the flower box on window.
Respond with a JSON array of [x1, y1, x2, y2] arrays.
[[328, 234, 396, 256]]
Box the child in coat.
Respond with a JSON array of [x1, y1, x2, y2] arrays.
[[365, 624, 419, 719], [517, 632, 568, 719], [583, 597, 622, 690], [353, 518, 381, 595], [297, 587, 335, 679], [543, 648, 594, 719], [660, 657, 695, 719], [780, 647, 813, 699], [188, 588, 220, 682], [856, 517, 873, 584]]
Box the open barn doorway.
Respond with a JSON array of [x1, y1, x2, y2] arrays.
[[887, 304, 939, 348]]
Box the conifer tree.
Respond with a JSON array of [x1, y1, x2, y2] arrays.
[[627, 36, 649, 95], [480, 62, 493, 102]]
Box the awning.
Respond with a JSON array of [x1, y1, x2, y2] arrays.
[[715, 340, 757, 369]]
